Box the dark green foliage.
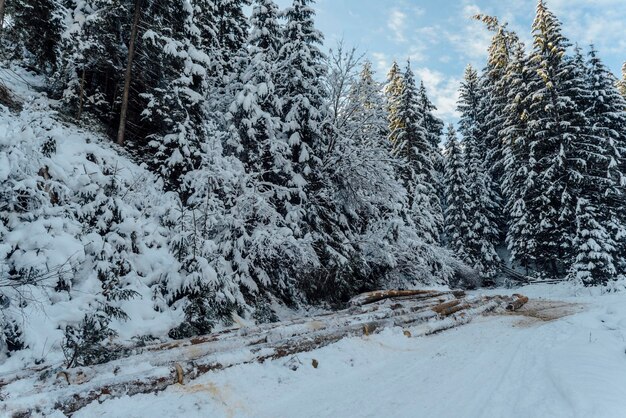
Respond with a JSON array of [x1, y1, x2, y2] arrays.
[[9, 0, 65, 73], [252, 297, 279, 324], [2, 319, 26, 353], [62, 312, 119, 367], [168, 291, 237, 340]]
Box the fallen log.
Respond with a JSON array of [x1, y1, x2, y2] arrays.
[[349, 289, 464, 306], [431, 299, 462, 314], [349, 289, 440, 306], [506, 294, 529, 311], [1, 291, 527, 416]]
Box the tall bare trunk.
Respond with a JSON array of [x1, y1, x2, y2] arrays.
[[117, 0, 142, 146], [0, 0, 5, 35], [77, 67, 86, 121]]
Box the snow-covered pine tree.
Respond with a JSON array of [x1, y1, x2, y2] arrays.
[[141, 0, 217, 193], [523, 0, 593, 277], [384, 61, 404, 152], [570, 198, 618, 286], [56, 0, 133, 121], [8, 0, 66, 73], [218, 0, 315, 309], [215, 0, 251, 76], [206, 0, 251, 118], [391, 61, 441, 245], [501, 43, 540, 273], [77, 162, 139, 324], [584, 46, 626, 277], [275, 0, 327, 232], [474, 17, 520, 244], [473, 16, 519, 186], [417, 81, 445, 239], [457, 65, 500, 278], [228, 0, 284, 177], [443, 124, 470, 261], [418, 81, 444, 149], [140, 0, 246, 336]]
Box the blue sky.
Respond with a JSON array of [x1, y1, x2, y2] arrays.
[[275, 0, 626, 122]]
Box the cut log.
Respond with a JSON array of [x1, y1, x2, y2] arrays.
[[506, 294, 529, 311], [349, 289, 442, 306], [431, 300, 462, 314]]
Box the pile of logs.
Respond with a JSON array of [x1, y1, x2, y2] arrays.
[[0, 290, 528, 417]]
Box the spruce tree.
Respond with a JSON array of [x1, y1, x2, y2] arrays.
[[417, 81, 445, 238], [475, 18, 519, 244], [570, 198, 618, 286], [141, 0, 217, 193], [391, 62, 441, 245], [9, 0, 66, 73], [56, 1, 138, 127], [585, 46, 626, 276], [501, 44, 540, 272], [275, 0, 327, 230], [220, 0, 314, 303], [216, 0, 251, 74], [443, 124, 470, 261], [228, 0, 284, 176], [520, 0, 590, 276], [457, 65, 500, 278], [418, 81, 444, 148], [384, 61, 404, 152], [474, 16, 520, 188]]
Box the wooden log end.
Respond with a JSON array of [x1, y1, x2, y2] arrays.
[[363, 323, 377, 336], [174, 363, 184, 385], [431, 300, 462, 314], [506, 295, 529, 311]]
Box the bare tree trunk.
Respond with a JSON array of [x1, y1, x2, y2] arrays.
[[77, 67, 86, 121], [0, 0, 5, 35], [117, 0, 142, 146]]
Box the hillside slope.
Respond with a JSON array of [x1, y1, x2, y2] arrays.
[[0, 67, 190, 370]]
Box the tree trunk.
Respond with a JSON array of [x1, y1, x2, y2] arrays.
[[77, 67, 86, 121], [0, 0, 5, 35], [117, 0, 142, 146]]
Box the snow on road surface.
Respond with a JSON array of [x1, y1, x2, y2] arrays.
[[69, 284, 626, 418]]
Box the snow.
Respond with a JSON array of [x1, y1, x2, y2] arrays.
[[68, 284, 626, 418]]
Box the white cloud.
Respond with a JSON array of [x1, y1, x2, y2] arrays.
[[388, 9, 408, 43], [387, 5, 426, 45], [548, 0, 626, 56]]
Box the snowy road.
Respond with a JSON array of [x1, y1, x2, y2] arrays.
[[74, 286, 626, 418]]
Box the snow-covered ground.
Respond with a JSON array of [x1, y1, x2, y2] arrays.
[[62, 284, 626, 418]]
